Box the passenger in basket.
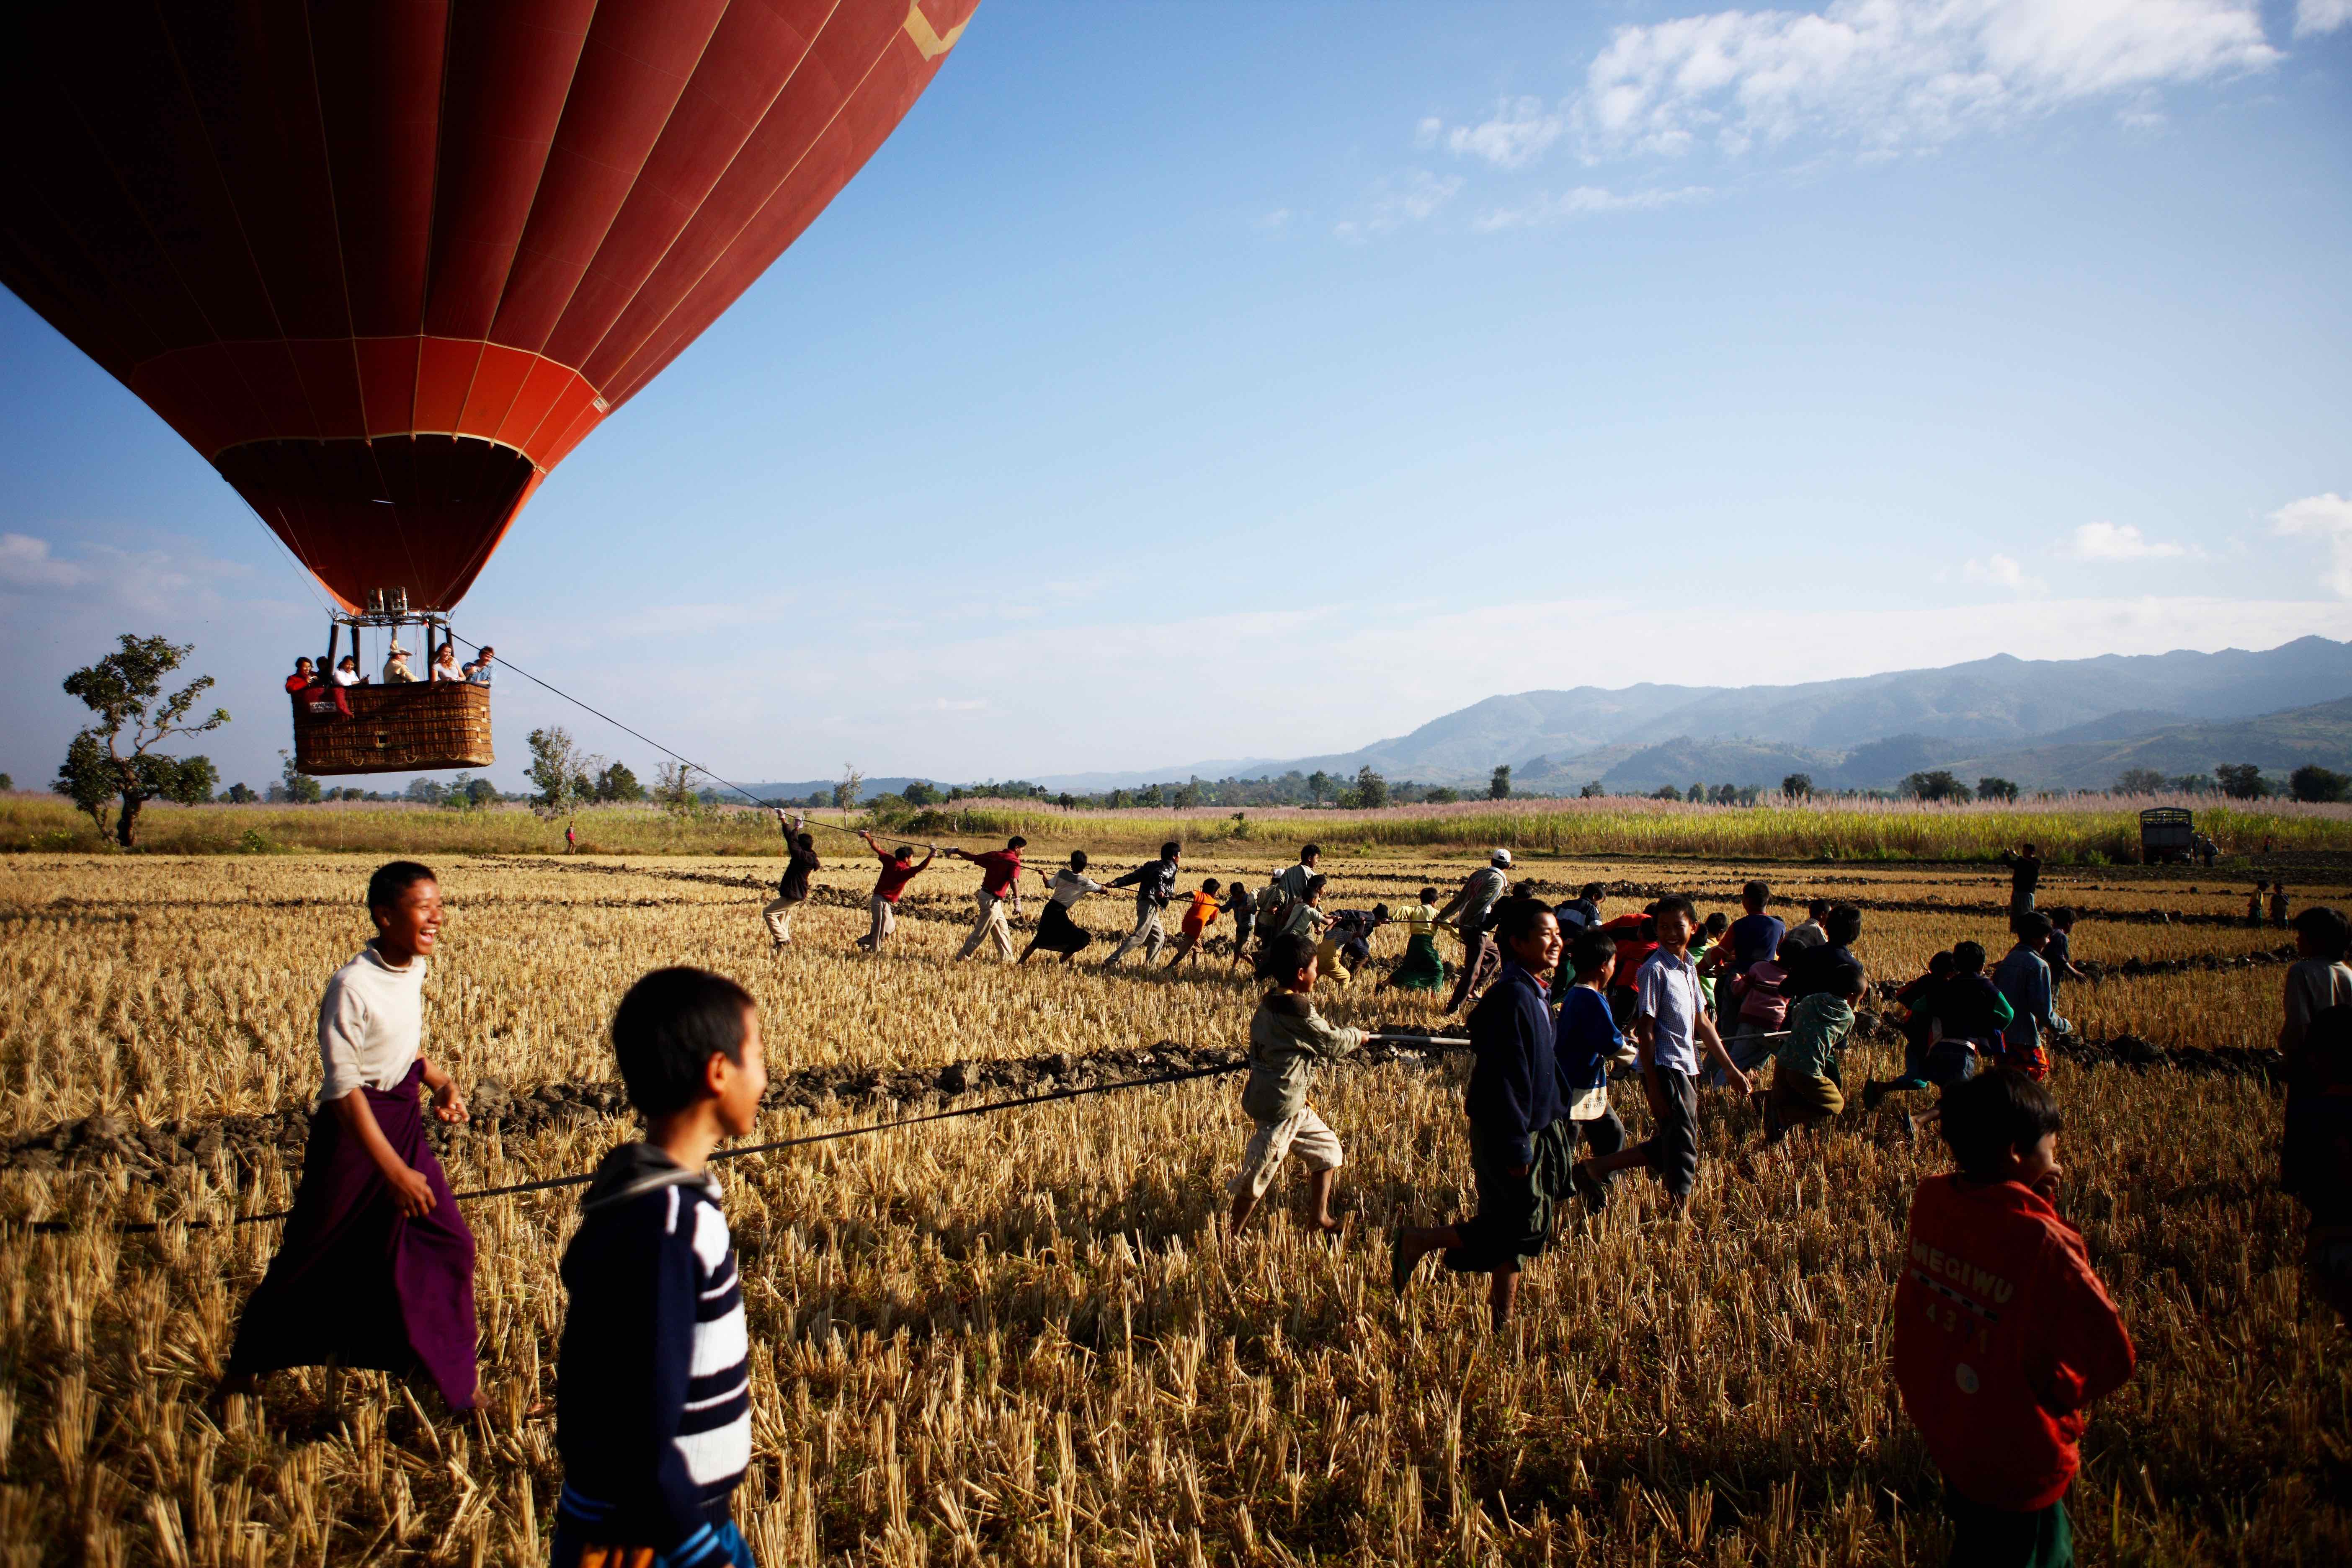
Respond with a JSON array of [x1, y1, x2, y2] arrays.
[[382, 642, 417, 684], [467, 646, 496, 686], [286, 656, 350, 717], [430, 642, 461, 682], [332, 655, 366, 687]]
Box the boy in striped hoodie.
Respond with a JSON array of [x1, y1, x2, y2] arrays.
[[554, 969, 768, 1568]]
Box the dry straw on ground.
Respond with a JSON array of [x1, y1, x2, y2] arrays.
[[0, 850, 2341, 1564]]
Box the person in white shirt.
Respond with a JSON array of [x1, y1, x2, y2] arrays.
[[1572, 893, 1751, 1214], [331, 655, 365, 687], [1022, 852, 1106, 964], [429, 642, 461, 682], [217, 861, 479, 1413]]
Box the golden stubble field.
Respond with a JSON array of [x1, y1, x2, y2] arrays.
[[0, 848, 2341, 1566]]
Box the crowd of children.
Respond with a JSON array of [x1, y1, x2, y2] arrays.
[[216, 850, 2342, 1568]]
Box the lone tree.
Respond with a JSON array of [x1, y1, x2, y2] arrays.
[[1307, 769, 1334, 805], [2114, 767, 2167, 795], [1903, 770, 1971, 803], [1354, 766, 1389, 810], [2215, 763, 2270, 800], [1782, 773, 1813, 799], [1489, 764, 1511, 801], [54, 634, 227, 847], [1976, 776, 2020, 802], [2290, 764, 2350, 803], [525, 726, 603, 830]]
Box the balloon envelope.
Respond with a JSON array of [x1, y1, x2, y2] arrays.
[[0, 0, 976, 611]]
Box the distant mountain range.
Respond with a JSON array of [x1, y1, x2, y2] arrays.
[[1029, 636, 2352, 794]]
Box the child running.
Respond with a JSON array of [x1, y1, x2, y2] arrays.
[[1380, 885, 1448, 993], [1024, 853, 1106, 965], [1163, 878, 1225, 967], [552, 968, 766, 1568], [947, 836, 1026, 962], [1228, 934, 1364, 1234], [1993, 913, 2059, 1078], [1761, 974, 1863, 1144], [855, 833, 934, 952], [1555, 926, 1636, 1208], [761, 812, 819, 951], [1314, 905, 1386, 986], [1222, 879, 1257, 972], [1573, 894, 1753, 1213], [217, 861, 477, 1413], [1892, 1068, 2135, 1568], [1391, 899, 1573, 1326]]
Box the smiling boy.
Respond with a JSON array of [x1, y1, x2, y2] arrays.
[[218, 860, 477, 1412]]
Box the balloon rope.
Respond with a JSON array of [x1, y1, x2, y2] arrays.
[[436, 632, 775, 809], [434, 632, 934, 848]]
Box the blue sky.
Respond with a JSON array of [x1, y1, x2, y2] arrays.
[[5, 0, 2350, 794]]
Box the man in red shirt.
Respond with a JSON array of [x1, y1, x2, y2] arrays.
[[947, 837, 1026, 961], [855, 832, 934, 953], [1893, 1068, 2135, 1567]]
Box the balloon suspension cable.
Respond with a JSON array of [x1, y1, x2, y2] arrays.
[[432, 632, 1001, 853]]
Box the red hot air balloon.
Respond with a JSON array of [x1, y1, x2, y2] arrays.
[[0, 0, 977, 617]]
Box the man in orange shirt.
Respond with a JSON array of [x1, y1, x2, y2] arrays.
[[1162, 879, 1225, 968]]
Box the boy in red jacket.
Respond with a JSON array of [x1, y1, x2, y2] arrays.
[[1893, 1068, 2135, 1567]]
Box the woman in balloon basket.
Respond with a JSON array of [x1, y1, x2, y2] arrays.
[[214, 861, 477, 1416]]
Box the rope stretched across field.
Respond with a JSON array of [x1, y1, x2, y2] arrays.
[[8, 1023, 1800, 1238]]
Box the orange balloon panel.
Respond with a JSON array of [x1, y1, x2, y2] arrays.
[[0, 0, 977, 611]]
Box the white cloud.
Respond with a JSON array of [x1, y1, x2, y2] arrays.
[[1963, 553, 2048, 594], [2066, 520, 2190, 560], [2296, 0, 2352, 37], [1257, 208, 1293, 232], [1422, 0, 2284, 163], [1474, 184, 1712, 230], [2272, 492, 2352, 596], [1439, 97, 1569, 167], [1333, 170, 1463, 240], [0, 533, 88, 590]]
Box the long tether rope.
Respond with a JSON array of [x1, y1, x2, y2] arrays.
[[435, 632, 975, 852], [10, 1024, 1807, 1238]]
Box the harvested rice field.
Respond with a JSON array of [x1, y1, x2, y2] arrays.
[[0, 849, 2342, 1565]]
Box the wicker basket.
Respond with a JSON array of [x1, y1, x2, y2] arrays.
[[292, 682, 495, 776]]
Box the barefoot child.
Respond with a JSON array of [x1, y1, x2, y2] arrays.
[[1229, 934, 1364, 1233], [1557, 927, 1637, 1210], [1023, 853, 1105, 965], [1893, 1069, 2135, 1567], [1392, 899, 1572, 1326], [553, 969, 767, 1568], [1381, 886, 1449, 993], [1163, 878, 1225, 967], [855, 833, 934, 952], [1993, 913, 2058, 1078], [219, 861, 477, 1411], [1762, 977, 1864, 1143], [947, 836, 1026, 962], [761, 813, 819, 951], [1573, 895, 1753, 1213]]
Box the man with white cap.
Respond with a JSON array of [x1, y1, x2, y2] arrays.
[[382, 640, 417, 683], [1436, 848, 1514, 1014]]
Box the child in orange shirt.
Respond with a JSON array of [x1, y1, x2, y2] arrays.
[[1162, 879, 1225, 968]]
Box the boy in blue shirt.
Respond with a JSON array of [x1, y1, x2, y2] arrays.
[[554, 969, 769, 1568], [1994, 913, 2058, 1080], [1390, 898, 1571, 1327], [1556, 927, 1635, 1207]]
